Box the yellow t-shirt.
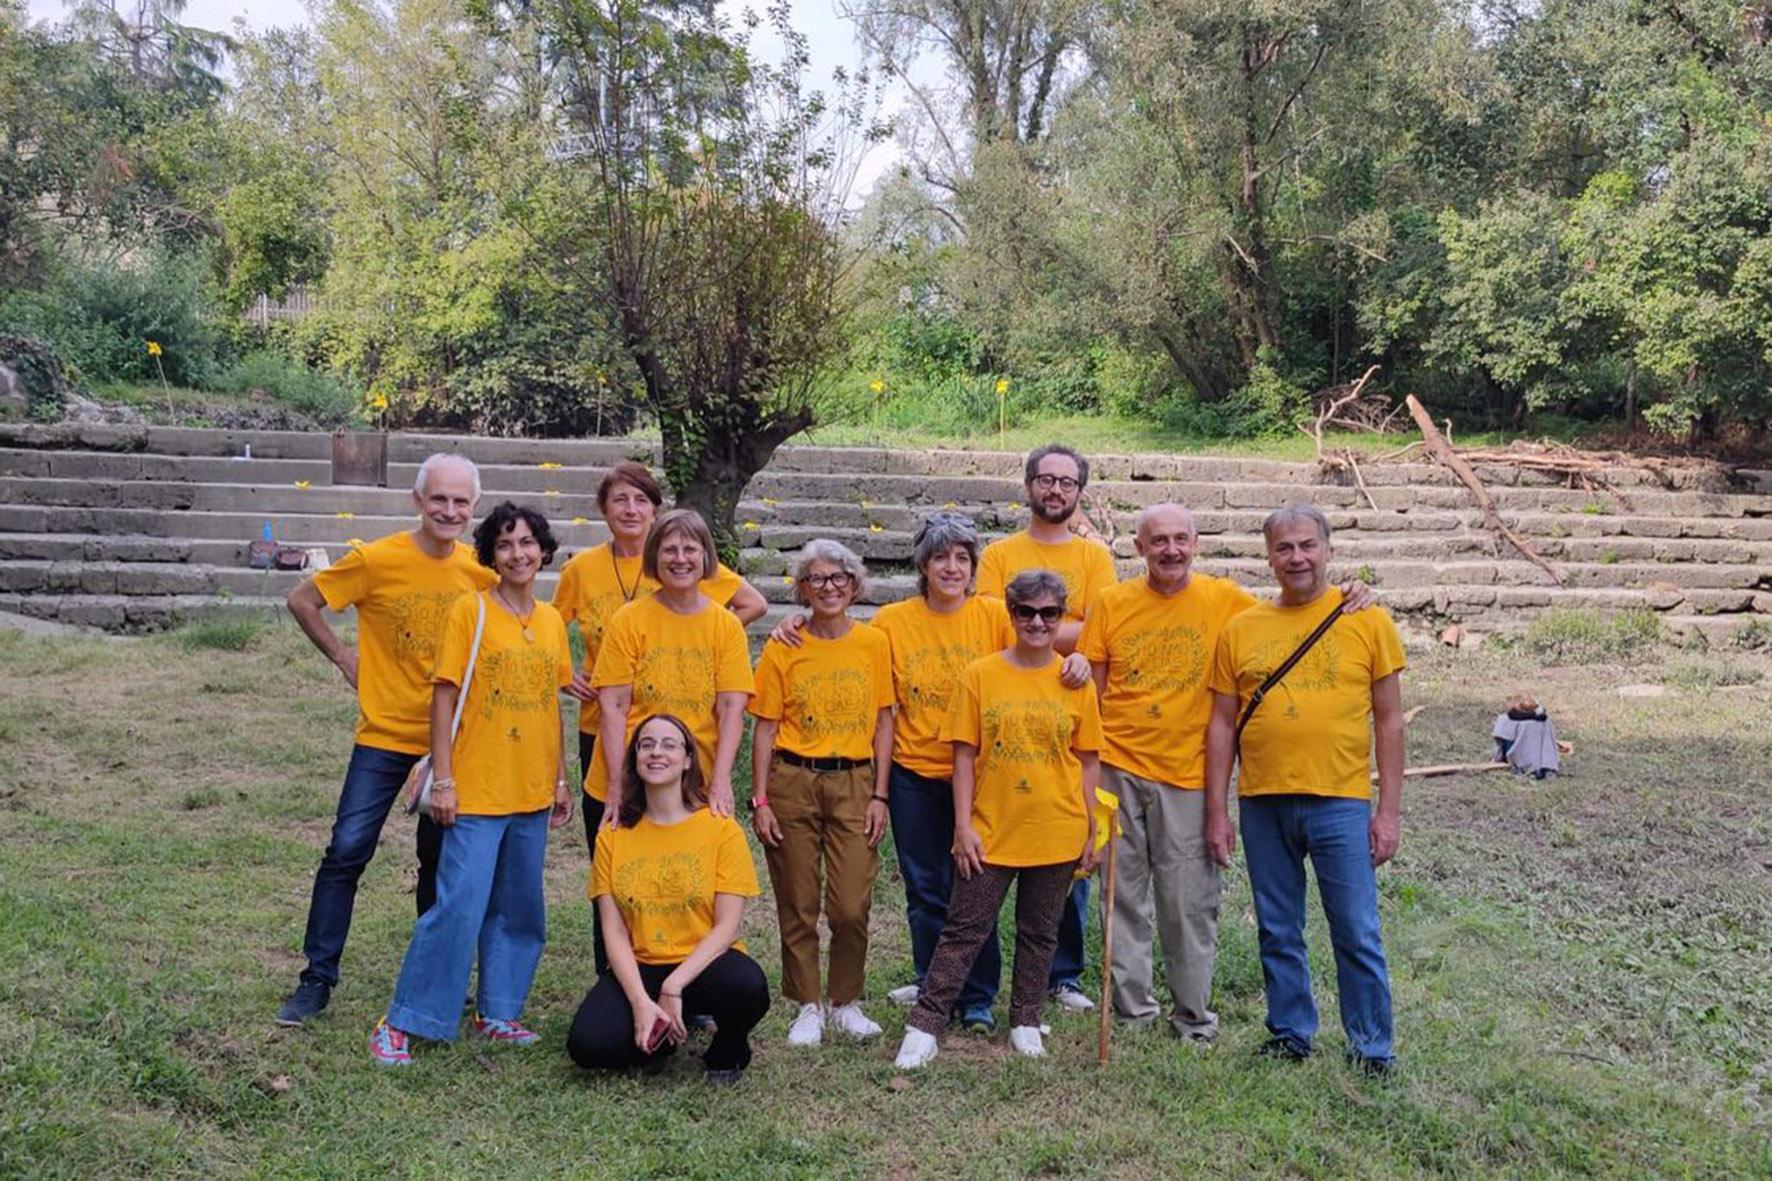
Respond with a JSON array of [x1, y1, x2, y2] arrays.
[[551, 544, 746, 736], [1078, 574, 1260, 789], [313, 530, 497, 754], [868, 595, 1014, 779], [1208, 588, 1407, 799], [976, 531, 1118, 622], [941, 653, 1105, 867], [432, 593, 574, 815], [751, 625, 895, 759], [586, 595, 755, 801], [590, 810, 760, 965]]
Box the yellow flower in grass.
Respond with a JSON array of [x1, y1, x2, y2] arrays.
[[294, 480, 312, 490], [366, 391, 389, 412], [995, 378, 1010, 395], [869, 378, 885, 394], [146, 340, 162, 357]]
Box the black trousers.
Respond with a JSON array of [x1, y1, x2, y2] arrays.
[[566, 949, 770, 1073], [578, 731, 609, 975]]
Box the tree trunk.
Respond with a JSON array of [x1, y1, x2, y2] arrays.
[[1154, 323, 1235, 404], [1226, 33, 1284, 373], [664, 405, 814, 566]]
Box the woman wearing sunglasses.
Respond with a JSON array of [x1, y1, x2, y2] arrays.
[[750, 540, 895, 1048], [894, 569, 1103, 1069]]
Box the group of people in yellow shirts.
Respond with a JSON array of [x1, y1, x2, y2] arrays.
[[275, 441, 1409, 1084]]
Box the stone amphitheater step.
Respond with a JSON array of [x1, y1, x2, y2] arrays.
[[2, 424, 1767, 642]]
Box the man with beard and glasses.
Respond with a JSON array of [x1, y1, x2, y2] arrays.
[[974, 443, 1118, 1014]]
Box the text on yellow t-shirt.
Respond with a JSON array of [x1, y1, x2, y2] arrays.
[[751, 624, 894, 759], [868, 595, 1013, 779], [590, 809, 760, 964]]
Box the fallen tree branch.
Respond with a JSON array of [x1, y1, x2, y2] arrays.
[[1405, 395, 1565, 586], [1371, 760, 1511, 782]]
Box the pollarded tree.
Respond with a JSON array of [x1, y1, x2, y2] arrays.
[[516, 0, 884, 552]]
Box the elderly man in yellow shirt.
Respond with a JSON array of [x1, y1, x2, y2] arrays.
[[975, 443, 1117, 1013], [276, 453, 497, 1027], [1081, 503, 1376, 1044], [1204, 505, 1406, 1075]]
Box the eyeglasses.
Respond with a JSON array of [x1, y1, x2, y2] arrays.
[[1030, 474, 1081, 493], [1009, 604, 1065, 624], [802, 571, 854, 590], [635, 737, 685, 753]]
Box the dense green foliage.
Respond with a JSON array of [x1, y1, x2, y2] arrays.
[[1, 0, 1769, 448]]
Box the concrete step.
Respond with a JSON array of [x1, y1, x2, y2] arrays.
[[3, 423, 1752, 492], [5, 463, 1767, 522]]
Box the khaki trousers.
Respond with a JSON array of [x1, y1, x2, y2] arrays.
[[762, 759, 878, 1005], [1102, 764, 1223, 1040]]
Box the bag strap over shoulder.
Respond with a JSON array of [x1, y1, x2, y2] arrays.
[[1234, 599, 1346, 751], [449, 592, 488, 743]]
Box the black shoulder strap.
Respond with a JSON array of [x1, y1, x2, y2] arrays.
[[1235, 600, 1346, 750]]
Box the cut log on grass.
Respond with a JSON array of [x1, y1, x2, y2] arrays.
[[1404, 395, 1565, 586], [1372, 761, 1511, 782]]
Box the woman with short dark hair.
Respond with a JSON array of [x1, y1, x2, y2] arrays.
[[566, 714, 770, 1084], [893, 568, 1103, 1069], [370, 503, 575, 1066]]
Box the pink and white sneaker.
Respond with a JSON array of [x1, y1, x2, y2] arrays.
[[369, 1018, 412, 1067], [473, 1015, 541, 1046]]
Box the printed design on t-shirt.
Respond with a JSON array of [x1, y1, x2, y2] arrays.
[[580, 590, 626, 649], [1119, 622, 1208, 703], [632, 642, 718, 718], [980, 696, 1072, 764], [1244, 631, 1346, 719], [475, 643, 564, 722], [789, 665, 873, 742], [614, 849, 708, 945], [388, 590, 464, 665], [899, 642, 978, 717]]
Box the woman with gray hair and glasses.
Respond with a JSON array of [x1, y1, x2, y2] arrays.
[[773, 512, 1090, 1033], [750, 539, 896, 1047]]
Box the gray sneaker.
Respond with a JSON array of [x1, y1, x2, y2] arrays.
[[276, 980, 331, 1026]]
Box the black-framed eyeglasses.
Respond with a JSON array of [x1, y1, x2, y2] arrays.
[[1009, 604, 1065, 624], [1030, 474, 1081, 493], [803, 571, 854, 590]]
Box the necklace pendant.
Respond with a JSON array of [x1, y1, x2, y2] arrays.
[[523, 627, 535, 643]]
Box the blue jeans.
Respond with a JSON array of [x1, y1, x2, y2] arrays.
[[387, 810, 551, 1041], [887, 763, 999, 1011], [1049, 878, 1090, 990], [299, 744, 442, 988], [1240, 795, 1394, 1061]]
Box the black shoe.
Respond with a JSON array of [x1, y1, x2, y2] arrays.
[[703, 1067, 745, 1087], [1351, 1053, 1396, 1078], [275, 980, 331, 1026], [1255, 1035, 1311, 1062]]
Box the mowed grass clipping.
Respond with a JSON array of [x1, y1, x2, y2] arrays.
[[0, 622, 1769, 1179]]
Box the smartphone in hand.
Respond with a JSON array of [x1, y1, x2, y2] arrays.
[[644, 1013, 671, 1053]]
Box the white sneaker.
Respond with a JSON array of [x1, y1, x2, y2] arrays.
[[827, 1001, 882, 1040], [1009, 1025, 1046, 1057], [886, 982, 920, 1007], [1051, 984, 1095, 1012], [894, 1027, 939, 1069], [786, 1002, 824, 1047]]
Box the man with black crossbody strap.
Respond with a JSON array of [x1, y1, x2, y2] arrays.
[[1202, 505, 1407, 1075]]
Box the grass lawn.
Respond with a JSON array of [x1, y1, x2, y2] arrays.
[[0, 622, 1768, 1178]]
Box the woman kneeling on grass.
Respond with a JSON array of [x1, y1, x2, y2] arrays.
[[371, 503, 575, 1066], [751, 540, 896, 1047], [566, 714, 770, 1085], [894, 569, 1103, 1069]]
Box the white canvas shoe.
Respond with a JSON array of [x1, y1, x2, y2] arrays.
[[1050, 983, 1095, 1012], [894, 1027, 939, 1069], [885, 983, 921, 1007], [786, 1002, 825, 1047], [827, 1002, 883, 1040], [1009, 1025, 1046, 1058]]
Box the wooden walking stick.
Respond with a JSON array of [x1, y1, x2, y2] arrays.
[[1098, 832, 1118, 1065]]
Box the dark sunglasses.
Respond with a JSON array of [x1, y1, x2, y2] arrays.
[[1009, 604, 1065, 624]]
